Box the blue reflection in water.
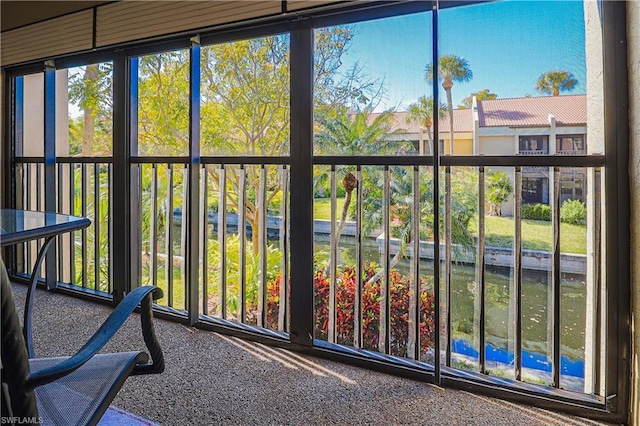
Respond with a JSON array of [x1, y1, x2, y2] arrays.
[[452, 339, 584, 377]]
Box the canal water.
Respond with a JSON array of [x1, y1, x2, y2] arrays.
[[313, 233, 586, 389]]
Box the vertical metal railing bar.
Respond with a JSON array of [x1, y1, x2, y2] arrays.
[[108, 163, 113, 294], [201, 165, 209, 316], [279, 165, 289, 332], [69, 164, 76, 284], [445, 165, 452, 366], [355, 165, 363, 348], [166, 164, 174, 308], [36, 163, 42, 212], [239, 165, 247, 323], [478, 166, 486, 373], [137, 164, 144, 288], [42, 164, 47, 209], [57, 163, 64, 282], [180, 167, 189, 309], [24, 164, 29, 214], [36, 165, 43, 284], [24, 165, 31, 274], [412, 165, 421, 360], [150, 164, 158, 288], [218, 164, 227, 319], [594, 167, 602, 394], [37, 165, 42, 275], [94, 163, 101, 291], [514, 167, 523, 381], [329, 165, 337, 343], [259, 165, 268, 328], [81, 163, 88, 288], [552, 166, 561, 388], [219, 166, 227, 320], [24, 164, 29, 212], [15, 165, 24, 273], [383, 165, 391, 355]]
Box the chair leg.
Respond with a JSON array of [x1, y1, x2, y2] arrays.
[[24, 235, 56, 358]]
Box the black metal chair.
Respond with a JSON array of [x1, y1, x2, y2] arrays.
[[1, 260, 164, 425]]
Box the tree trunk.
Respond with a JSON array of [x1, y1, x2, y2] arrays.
[[323, 184, 354, 275], [335, 188, 352, 244], [365, 239, 410, 286], [445, 87, 455, 155], [251, 209, 260, 254], [82, 64, 99, 155]]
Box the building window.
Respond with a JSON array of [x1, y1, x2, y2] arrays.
[[522, 177, 549, 204], [560, 169, 586, 202], [519, 135, 549, 154], [557, 135, 586, 154]]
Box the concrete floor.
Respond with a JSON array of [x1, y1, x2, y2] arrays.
[[11, 283, 608, 426]]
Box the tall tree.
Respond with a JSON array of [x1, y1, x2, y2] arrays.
[[138, 51, 190, 156], [458, 88, 497, 109], [68, 62, 113, 155], [405, 96, 446, 155], [426, 55, 472, 155], [535, 70, 577, 96], [315, 106, 403, 250], [199, 28, 373, 253]]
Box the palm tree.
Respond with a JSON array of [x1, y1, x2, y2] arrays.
[[535, 70, 577, 96], [315, 106, 406, 248], [459, 88, 497, 109], [426, 55, 473, 155], [361, 166, 478, 285], [405, 96, 446, 156]]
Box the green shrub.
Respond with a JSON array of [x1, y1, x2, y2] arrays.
[[313, 179, 346, 198], [560, 199, 587, 225], [487, 171, 513, 216], [521, 203, 551, 221]]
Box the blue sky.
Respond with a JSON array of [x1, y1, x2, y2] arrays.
[[335, 0, 587, 111]]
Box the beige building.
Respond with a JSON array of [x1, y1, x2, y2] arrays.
[[391, 95, 588, 216]]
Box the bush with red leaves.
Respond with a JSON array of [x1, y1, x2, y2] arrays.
[[266, 263, 435, 359]]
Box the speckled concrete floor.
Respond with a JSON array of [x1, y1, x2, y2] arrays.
[[11, 283, 608, 426]]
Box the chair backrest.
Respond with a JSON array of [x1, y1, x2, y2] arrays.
[[0, 260, 38, 418]]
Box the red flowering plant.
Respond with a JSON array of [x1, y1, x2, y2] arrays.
[[266, 262, 436, 360]]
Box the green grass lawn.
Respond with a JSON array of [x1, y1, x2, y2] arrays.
[[469, 215, 586, 254], [314, 198, 586, 254], [314, 197, 348, 220]]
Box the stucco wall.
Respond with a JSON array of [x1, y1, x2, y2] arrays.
[[629, 0, 640, 423], [456, 139, 473, 155], [439, 132, 473, 155], [479, 136, 515, 155], [22, 71, 69, 157]]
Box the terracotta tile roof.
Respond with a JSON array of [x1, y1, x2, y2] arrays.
[[477, 95, 586, 127], [439, 109, 473, 133], [372, 108, 473, 134]]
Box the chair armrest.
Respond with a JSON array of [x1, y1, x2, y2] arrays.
[[26, 286, 164, 389]]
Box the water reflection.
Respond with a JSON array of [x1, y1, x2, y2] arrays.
[[313, 233, 586, 388]]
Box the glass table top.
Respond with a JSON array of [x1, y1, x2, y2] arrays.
[[0, 209, 91, 246]]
